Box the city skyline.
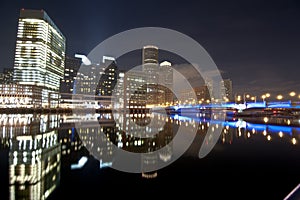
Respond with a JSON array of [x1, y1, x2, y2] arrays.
[[1, 2, 300, 199], [1, 0, 300, 96]]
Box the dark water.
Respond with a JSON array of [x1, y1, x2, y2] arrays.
[[1, 112, 300, 199]]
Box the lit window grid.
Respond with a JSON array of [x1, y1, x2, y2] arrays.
[[14, 17, 65, 91], [0, 84, 42, 108]]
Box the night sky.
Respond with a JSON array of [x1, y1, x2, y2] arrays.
[[1, 0, 300, 97]]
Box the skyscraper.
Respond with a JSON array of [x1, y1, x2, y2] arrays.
[[13, 9, 66, 107], [142, 45, 159, 106], [142, 45, 158, 64], [159, 61, 174, 104]]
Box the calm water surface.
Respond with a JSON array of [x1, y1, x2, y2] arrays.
[[0, 112, 300, 199]]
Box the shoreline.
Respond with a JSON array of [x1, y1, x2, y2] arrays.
[[0, 108, 151, 114]]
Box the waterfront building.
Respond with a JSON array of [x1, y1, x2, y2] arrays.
[[0, 84, 42, 108], [113, 70, 147, 111], [13, 9, 66, 108]]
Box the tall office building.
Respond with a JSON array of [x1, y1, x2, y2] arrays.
[[142, 45, 159, 82], [142, 46, 174, 106], [142, 45, 159, 106], [97, 56, 119, 96], [60, 56, 81, 94], [142, 45, 158, 64], [13, 9, 66, 107], [159, 61, 174, 104]]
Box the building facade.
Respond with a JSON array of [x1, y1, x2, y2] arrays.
[[13, 9, 66, 107], [60, 56, 81, 94], [159, 61, 174, 105], [0, 84, 42, 108], [142, 45, 159, 106], [113, 70, 147, 111], [97, 56, 119, 96]]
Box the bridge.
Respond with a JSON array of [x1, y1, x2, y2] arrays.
[[168, 100, 300, 113]]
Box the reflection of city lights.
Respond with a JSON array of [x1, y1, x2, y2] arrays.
[[71, 156, 88, 169], [267, 135, 271, 141], [252, 128, 255, 134], [117, 141, 123, 148], [278, 131, 283, 138], [292, 138, 297, 145], [247, 132, 251, 138], [142, 172, 158, 179], [263, 130, 267, 136]]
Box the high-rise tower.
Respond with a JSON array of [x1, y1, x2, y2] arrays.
[[142, 45, 159, 106], [13, 9, 66, 107]]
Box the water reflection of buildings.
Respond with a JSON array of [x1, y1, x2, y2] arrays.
[[114, 112, 174, 178], [69, 112, 175, 178], [0, 114, 61, 200], [3, 112, 298, 200], [67, 113, 300, 175], [62, 113, 117, 169]]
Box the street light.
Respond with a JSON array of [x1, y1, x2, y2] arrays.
[[243, 93, 250, 104], [250, 96, 257, 102], [236, 95, 242, 103], [277, 95, 283, 100], [264, 93, 270, 106], [289, 91, 296, 102], [289, 91, 296, 97]]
